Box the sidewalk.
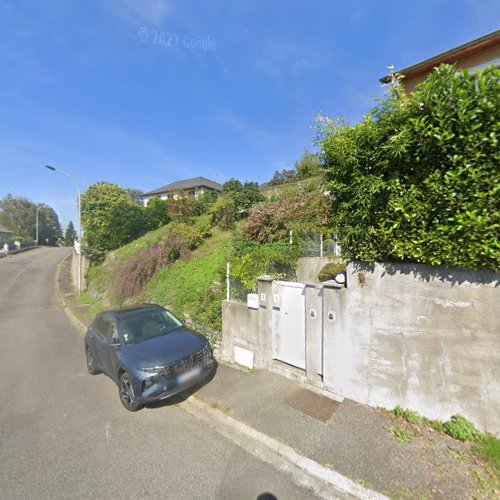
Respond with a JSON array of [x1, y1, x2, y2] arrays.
[[57, 254, 496, 499], [192, 362, 494, 499]]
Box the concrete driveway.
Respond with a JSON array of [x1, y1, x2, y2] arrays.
[[0, 248, 319, 499]]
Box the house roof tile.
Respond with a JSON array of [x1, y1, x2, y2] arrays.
[[143, 176, 222, 196]]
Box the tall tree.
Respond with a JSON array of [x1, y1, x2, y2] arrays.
[[294, 149, 320, 179], [64, 221, 77, 246], [222, 178, 263, 215], [144, 197, 170, 230], [0, 195, 62, 244], [81, 182, 144, 260], [37, 205, 63, 246], [0, 194, 37, 239]]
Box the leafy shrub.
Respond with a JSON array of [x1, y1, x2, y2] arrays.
[[196, 285, 224, 335], [269, 149, 321, 186], [144, 197, 170, 230], [431, 420, 445, 433], [318, 262, 346, 282], [442, 415, 480, 442], [170, 223, 204, 250], [192, 214, 212, 239], [230, 237, 300, 292], [192, 191, 219, 216], [113, 244, 167, 300], [168, 196, 196, 223], [81, 183, 144, 261], [392, 405, 405, 419], [243, 189, 331, 244], [317, 65, 500, 271], [222, 179, 264, 215], [210, 194, 237, 229], [391, 406, 423, 426], [158, 224, 200, 262]]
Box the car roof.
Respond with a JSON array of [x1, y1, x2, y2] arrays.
[[99, 304, 165, 318]]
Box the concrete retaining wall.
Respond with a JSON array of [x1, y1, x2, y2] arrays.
[[296, 256, 339, 283], [222, 261, 500, 435], [323, 262, 500, 435], [221, 300, 261, 368], [70, 251, 90, 290]]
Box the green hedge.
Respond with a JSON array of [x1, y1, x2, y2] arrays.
[[317, 65, 500, 270]]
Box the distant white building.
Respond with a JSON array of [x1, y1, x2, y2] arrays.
[[142, 176, 222, 207], [0, 223, 13, 246]]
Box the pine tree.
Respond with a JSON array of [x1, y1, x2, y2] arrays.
[[64, 221, 77, 246]]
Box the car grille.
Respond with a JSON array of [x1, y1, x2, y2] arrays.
[[160, 344, 209, 378]]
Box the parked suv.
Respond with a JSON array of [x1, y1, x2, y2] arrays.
[[84, 304, 215, 411]]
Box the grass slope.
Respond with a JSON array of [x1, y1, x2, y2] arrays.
[[113, 224, 172, 260], [145, 228, 233, 333], [84, 224, 233, 340]]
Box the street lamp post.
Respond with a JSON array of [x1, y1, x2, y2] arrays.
[[35, 205, 41, 245], [45, 165, 82, 293]]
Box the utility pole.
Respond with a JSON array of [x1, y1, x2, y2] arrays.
[[35, 206, 41, 245], [45, 165, 82, 293]]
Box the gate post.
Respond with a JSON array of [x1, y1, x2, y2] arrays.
[[321, 280, 346, 398], [256, 275, 274, 369], [305, 283, 324, 389]]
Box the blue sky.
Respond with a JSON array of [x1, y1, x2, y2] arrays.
[[0, 0, 499, 228]]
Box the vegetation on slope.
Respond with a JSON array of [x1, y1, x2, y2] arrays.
[[145, 228, 233, 336], [85, 222, 232, 342]]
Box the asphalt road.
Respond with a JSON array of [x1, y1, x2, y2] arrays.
[[0, 248, 319, 500]]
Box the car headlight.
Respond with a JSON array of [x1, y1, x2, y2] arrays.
[[141, 365, 163, 373]]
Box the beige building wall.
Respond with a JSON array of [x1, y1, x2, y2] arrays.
[[403, 44, 500, 92]]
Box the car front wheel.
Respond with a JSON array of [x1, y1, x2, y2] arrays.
[[119, 372, 142, 412], [86, 347, 101, 375]]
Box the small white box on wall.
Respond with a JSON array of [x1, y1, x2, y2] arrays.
[[234, 346, 254, 369], [247, 293, 259, 309]]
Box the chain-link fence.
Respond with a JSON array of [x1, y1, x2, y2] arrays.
[[225, 263, 255, 302], [228, 276, 254, 302], [296, 232, 341, 257], [225, 232, 342, 302]]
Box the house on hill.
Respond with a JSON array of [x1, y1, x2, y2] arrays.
[[0, 223, 13, 246], [380, 29, 500, 92], [142, 176, 222, 207]]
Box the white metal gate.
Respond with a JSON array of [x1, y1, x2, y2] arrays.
[[272, 281, 306, 369]]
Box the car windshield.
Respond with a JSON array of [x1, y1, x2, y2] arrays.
[[119, 309, 183, 344]]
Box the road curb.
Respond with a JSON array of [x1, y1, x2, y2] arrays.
[[54, 251, 86, 335], [55, 253, 386, 500], [181, 396, 387, 500]]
